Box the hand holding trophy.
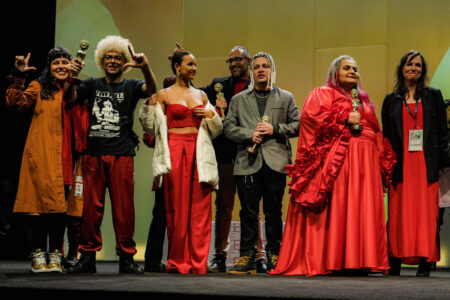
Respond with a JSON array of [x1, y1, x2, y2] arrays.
[[350, 88, 363, 133], [214, 83, 226, 121], [246, 115, 270, 155], [68, 40, 89, 85]]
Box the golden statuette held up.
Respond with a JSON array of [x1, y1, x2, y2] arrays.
[[246, 115, 271, 155], [214, 83, 226, 121], [350, 88, 363, 134], [77, 40, 90, 61]]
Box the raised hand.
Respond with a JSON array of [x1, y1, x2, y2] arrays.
[[123, 44, 148, 69], [15, 53, 37, 72], [168, 42, 184, 61], [69, 58, 85, 78]]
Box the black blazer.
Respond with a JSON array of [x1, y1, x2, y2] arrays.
[[381, 87, 450, 182], [201, 76, 249, 164]]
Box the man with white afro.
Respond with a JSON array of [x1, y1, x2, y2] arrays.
[[224, 51, 300, 274], [66, 35, 157, 274]]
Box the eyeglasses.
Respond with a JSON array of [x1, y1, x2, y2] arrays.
[[225, 56, 247, 65], [104, 55, 124, 62]]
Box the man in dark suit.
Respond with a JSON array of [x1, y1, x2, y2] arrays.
[[224, 52, 300, 274], [200, 46, 252, 273]]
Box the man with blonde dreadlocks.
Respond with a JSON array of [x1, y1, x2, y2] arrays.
[[223, 52, 300, 274]]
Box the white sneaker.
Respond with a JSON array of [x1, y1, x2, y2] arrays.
[[31, 249, 48, 273], [47, 249, 63, 273]]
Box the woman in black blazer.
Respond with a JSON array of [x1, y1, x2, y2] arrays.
[[381, 50, 450, 277]]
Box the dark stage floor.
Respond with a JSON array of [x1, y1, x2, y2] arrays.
[[1, 260, 450, 299]]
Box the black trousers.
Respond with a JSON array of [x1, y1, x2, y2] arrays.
[[236, 162, 285, 257], [144, 189, 166, 265]]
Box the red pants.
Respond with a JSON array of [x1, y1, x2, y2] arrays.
[[164, 132, 212, 274], [79, 155, 137, 256]]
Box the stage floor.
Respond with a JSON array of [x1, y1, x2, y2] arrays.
[[1, 260, 450, 299]]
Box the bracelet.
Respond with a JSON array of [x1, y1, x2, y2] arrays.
[[66, 77, 82, 85]]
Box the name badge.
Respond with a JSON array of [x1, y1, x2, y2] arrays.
[[408, 129, 423, 152]]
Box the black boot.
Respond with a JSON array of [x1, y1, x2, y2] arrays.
[[229, 249, 256, 275], [67, 251, 96, 274], [266, 250, 279, 271], [256, 258, 267, 273], [119, 255, 144, 274], [416, 258, 431, 277], [388, 256, 401, 276], [207, 253, 226, 273]]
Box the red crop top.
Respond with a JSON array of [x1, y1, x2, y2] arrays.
[[166, 104, 204, 129], [164, 88, 205, 129]]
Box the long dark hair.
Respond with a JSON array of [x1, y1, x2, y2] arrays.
[[171, 51, 191, 75], [394, 50, 428, 100], [37, 47, 72, 99]]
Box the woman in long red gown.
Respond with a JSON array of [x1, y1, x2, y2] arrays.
[[271, 55, 396, 276], [381, 51, 450, 277]]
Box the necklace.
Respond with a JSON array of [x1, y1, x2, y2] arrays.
[[255, 90, 269, 99]]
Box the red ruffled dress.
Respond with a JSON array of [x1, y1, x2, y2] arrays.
[[271, 86, 396, 276], [387, 102, 440, 264]]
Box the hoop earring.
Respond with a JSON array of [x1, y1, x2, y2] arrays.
[[176, 70, 181, 77]]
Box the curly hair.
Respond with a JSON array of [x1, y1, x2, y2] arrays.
[[37, 47, 72, 100], [94, 35, 133, 73]]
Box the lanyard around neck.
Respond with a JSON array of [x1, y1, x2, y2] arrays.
[[403, 98, 419, 128]]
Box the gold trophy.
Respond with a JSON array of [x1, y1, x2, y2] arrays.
[[67, 40, 89, 85], [214, 83, 226, 121], [246, 115, 270, 155], [77, 40, 90, 61], [350, 88, 363, 133]]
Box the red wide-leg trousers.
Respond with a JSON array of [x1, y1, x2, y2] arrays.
[[164, 132, 212, 274], [79, 155, 137, 256]]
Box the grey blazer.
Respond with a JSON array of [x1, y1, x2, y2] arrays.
[[223, 87, 300, 175]]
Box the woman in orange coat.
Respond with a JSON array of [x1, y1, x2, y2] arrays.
[[6, 47, 83, 273]]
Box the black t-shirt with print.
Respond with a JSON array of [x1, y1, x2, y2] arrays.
[[76, 77, 146, 156]]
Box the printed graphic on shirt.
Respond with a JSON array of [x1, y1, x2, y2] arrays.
[[89, 90, 124, 138]]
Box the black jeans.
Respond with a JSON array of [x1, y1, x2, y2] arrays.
[[144, 189, 166, 264], [236, 163, 285, 257]]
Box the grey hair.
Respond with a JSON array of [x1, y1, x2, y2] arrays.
[[230, 45, 250, 58], [327, 55, 358, 88], [94, 35, 133, 73], [248, 52, 276, 91]]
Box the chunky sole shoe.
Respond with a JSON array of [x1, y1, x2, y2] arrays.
[[31, 249, 48, 273], [67, 252, 96, 274]]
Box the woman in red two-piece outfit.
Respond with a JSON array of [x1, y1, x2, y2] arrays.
[[140, 51, 222, 274], [382, 51, 450, 277], [271, 55, 396, 276]]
